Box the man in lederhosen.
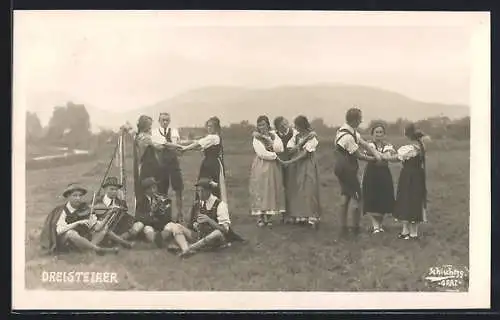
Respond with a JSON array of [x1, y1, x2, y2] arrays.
[[93, 176, 135, 248], [333, 108, 382, 239], [131, 177, 193, 253], [151, 112, 184, 223], [180, 178, 244, 258], [40, 183, 120, 255]]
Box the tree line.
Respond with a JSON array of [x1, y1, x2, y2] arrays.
[[27, 102, 470, 151]]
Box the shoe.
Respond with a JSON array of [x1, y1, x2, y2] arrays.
[[179, 248, 196, 259], [257, 220, 265, 227], [398, 233, 410, 240], [308, 221, 319, 230]]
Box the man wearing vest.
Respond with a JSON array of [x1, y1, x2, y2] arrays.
[[39, 183, 120, 255], [180, 178, 244, 258], [131, 177, 193, 254], [151, 112, 184, 223], [334, 108, 382, 239], [93, 176, 135, 248]]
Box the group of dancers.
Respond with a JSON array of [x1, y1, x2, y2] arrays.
[[249, 107, 428, 240], [40, 107, 429, 259]]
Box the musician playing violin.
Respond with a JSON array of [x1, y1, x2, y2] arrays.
[[39, 183, 120, 255], [132, 177, 193, 253]]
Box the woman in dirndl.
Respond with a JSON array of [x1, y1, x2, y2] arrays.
[[249, 115, 286, 227], [133, 115, 163, 198], [280, 115, 321, 229], [361, 122, 397, 234], [180, 116, 227, 204], [384, 123, 428, 240]]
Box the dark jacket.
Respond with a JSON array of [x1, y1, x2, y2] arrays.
[[135, 194, 171, 227]]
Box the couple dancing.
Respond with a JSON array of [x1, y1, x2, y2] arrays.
[[249, 115, 321, 229], [133, 112, 227, 224]]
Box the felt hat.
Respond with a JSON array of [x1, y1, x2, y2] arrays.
[[102, 176, 122, 188], [62, 183, 88, 198], [141, 177, 158, 189]]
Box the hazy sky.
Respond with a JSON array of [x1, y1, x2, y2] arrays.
[[14, 11, 486, 125]]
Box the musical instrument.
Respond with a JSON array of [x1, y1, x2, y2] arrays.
[[150, 192, 172, 220]]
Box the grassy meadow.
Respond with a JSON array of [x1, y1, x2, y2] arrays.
[[24, 136, 470, 291]]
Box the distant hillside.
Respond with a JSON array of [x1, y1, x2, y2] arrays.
[[115, 84, 468, 129], [31, 85, 468, 131]]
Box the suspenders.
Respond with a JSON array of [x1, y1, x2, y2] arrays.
[[335, 128, 358, 152]]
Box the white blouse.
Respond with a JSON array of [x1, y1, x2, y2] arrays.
[[397, 144, 421, 161], [252, 132, 284, 160], [287, 133, 319, 153], [198, 134, 220, 150], [368, 142, 396, 154]]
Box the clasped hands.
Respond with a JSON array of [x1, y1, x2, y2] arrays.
[[370, 151, 395, 164]]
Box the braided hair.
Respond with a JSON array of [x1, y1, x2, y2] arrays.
[[207, 116, 225, 175], [405, 123, 427, 207]]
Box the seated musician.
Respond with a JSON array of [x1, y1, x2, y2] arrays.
[[39, 183, 119, 255], [131, 177, 193, 253], [180, 178, 244, 258], [92, 176, 134, 249]]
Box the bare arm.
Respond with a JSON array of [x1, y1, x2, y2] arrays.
[[382, 149, 400, 162], [358, 137, 382, 160], [353, 149, 376, 162], [181, 141, 201, 152]]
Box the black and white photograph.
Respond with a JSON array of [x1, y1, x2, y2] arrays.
[[12, 10, 490, 309]]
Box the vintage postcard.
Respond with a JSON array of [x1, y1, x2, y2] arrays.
[[12, 10, 490, 310]]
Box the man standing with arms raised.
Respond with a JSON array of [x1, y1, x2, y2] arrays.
[[152, 112, 184, 224]]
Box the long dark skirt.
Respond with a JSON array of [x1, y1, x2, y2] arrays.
[[393, 165, 426, 223], [198, 156, 227, 203], [362, 162, 395, 215]]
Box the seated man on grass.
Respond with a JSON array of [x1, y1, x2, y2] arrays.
[[92, 176, 135, 249], [180, 178, 244, 258], [130, 177, 193, 254], [40, 183, 120, 255]]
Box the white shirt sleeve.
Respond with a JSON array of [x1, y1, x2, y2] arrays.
[[337, 134, 359, 154], [383, 144, 396, 154], [253, 138, 277, 160], [304, 137, 319, 152], [271, 132, 284, 153], [397, 144, 419, 161], [216, 201, 231, 232], [198, 134, 220, 149], [170, 128, 180, 144], [55, 210, 68, 235], [151, 129, 165, 145]]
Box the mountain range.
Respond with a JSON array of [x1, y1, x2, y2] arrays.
[[29, 84, 470, 131]]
